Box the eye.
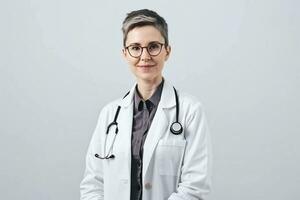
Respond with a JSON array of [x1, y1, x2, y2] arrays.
[[129, 45, 141, 51], [148, 43, 160, 51]]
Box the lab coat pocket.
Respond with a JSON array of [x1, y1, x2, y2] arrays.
[[156, 139, 186, 176]]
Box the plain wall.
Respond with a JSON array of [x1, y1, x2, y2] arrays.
[[1, 0, 299, 199]]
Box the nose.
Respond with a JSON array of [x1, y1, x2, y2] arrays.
[[140, 47, 151, 61]]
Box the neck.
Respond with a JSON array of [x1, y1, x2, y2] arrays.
[[137, 76, 163, 100]]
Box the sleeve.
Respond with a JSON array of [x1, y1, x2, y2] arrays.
[[168, 102, 212, 200], [80, 108, 106, 200]]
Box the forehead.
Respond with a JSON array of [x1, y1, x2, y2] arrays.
[[126, 25, 164, 45]]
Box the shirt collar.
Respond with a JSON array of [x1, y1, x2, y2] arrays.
[[134, 78, 164, 112]]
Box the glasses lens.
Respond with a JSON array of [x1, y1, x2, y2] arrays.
[[127, 42, 163, 58], [128, 45, 142, 57], [148, 43, 162, 56]]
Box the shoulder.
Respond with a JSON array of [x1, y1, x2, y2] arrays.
[[177, 91, 205, 112], [175, 90, 207, 127], [99, 86, 133, 115], [101, 98, 122, 114]]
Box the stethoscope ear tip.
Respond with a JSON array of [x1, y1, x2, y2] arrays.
[[109, 154, 115, 159], [95, 153, 115, 159]]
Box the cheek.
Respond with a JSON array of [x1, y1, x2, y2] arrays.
[[127, 57, 139, 66], [156, 51, 168, 63], [154, 55, 167, 66]]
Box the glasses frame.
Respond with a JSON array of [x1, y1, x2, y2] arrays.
[[125, 42, 165, 58]]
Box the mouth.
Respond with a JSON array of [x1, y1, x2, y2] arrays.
[[137, 64, 155, 68]]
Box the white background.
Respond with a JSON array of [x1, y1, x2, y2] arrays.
[[1, 0, 299, 199]]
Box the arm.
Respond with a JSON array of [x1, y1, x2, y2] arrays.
[[169, 102, 212, 200], [80, 109, 106, 200]]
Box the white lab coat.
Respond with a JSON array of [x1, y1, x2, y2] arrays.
[[80, 80, 212, 200]]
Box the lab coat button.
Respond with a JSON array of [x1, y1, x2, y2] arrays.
[[144, 182, 152, 190]]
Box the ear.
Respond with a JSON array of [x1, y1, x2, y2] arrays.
[[122, 48, 127, 59], [164, 45, 171, 61]]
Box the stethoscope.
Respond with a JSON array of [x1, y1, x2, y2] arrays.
[[95, 87, 183, 160]]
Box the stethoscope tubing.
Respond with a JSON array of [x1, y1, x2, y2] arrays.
[[95, 87, 183, 160]]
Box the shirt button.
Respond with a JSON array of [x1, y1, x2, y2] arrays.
[[137, 185, 141, 191], [144, 182, 152, 190]]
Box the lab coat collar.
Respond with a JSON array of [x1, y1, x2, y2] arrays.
[[120, 78, 176, 109]]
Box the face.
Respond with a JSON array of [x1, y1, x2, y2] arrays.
[[122, 25, 171, 83]]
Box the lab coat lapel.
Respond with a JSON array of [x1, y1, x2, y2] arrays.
[[143, 80, 176, 178], [119, 84, 135, 178]]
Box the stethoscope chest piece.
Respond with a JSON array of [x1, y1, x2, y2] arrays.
[[170, 121, 183, 135]]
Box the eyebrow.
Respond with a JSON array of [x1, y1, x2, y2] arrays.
[[127, 41, 162, 46]]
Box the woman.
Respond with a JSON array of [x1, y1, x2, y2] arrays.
[[80, 9, 212, 200]]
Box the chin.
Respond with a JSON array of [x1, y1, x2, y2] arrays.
[[135, 73, 161, 82]]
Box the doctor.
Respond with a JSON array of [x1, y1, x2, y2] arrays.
[[80, 9, 212, 200]]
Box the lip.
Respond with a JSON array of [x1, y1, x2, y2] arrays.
[[137, 64, 155, 68]]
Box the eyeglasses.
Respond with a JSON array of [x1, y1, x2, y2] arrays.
[[125, 42, 165, 58]]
